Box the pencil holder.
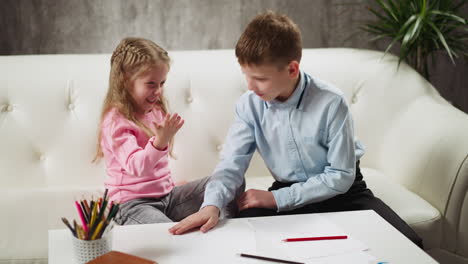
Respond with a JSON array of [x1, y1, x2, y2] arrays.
[[71, 232, 112, 264]]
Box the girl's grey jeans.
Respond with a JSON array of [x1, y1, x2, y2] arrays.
[[114, 176, 243, 225]]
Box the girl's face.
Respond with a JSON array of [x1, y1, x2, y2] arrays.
[[129, 64, 169, 114]]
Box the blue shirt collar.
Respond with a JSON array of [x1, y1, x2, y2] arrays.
[[265, 70, 308, 110]]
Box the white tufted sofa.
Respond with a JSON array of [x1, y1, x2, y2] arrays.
[[1, 49, 467, 264]]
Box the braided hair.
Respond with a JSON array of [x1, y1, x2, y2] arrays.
[[94, 37, 173, 161]]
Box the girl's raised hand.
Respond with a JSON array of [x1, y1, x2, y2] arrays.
[[152, 113, 184, 150]]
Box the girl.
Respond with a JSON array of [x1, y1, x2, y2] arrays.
[[94, 37, 210, 225]]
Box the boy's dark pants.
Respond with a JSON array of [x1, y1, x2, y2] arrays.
[[237, 161, 424, 249]]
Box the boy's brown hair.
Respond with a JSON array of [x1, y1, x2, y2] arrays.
[[235, 10, 302, 67]]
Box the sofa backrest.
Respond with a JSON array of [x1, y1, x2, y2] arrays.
[[0, 49, 464, 207]]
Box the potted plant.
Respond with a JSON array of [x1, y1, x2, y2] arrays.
[[361, 0, 467, 80]]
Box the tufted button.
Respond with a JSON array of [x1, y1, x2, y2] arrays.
[[68, 103, 75, 110], [186, 97, 193, 103], [216, 145, 223, 151], [6, 104, 14, 112]]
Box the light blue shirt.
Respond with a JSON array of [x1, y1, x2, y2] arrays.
[[202, 71, 365, 212]]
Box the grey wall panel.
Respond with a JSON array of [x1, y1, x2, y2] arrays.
[[1, 0, 466, 113]]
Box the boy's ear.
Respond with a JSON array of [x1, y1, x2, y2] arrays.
[[287, 61, 300, 78]]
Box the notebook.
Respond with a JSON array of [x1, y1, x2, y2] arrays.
[[86, 250, 158, 264]]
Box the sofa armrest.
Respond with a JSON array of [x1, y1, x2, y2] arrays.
[[445, 154, 468, 257], [378, 95, 468, 255]]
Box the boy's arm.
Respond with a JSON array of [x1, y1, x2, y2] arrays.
[[272, 98, 358, 212], [169, 102, 256, 234], [201, 104, 256, 209]]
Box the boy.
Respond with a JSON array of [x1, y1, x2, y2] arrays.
[[169, 11, 422, 248]]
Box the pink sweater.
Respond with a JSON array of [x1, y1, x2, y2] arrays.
[[101, 107, 175, 203]]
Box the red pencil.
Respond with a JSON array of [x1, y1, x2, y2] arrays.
[[282, 235, 348, 242]]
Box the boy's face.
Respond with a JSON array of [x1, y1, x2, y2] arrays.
[[240, 61, 299, 102]]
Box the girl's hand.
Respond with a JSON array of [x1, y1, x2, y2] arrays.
[[152, 113, 184, 150]]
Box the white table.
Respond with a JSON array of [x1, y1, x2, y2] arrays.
[[49, 210, 438, 264]]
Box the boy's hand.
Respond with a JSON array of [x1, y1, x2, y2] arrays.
[[169, 205, 220, 235], [237, 189, 277, 211], [152, 113, 184, 150]]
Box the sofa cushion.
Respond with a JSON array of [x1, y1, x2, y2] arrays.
[[361, 168, 442, 249]]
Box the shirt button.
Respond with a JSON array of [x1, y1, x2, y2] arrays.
[[186, 97, 193, 103], [68, 103, 75, 110], [216, 145, 223, 151], [6, 104, 14, 112]]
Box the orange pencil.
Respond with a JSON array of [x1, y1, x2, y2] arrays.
[[83, 199, 91, 216]]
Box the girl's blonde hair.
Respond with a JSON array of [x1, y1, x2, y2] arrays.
[[94, 37, 173, 162]]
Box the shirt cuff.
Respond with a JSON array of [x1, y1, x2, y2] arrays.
[[271, 188, 294, 212], [201, 192, 224, 211]]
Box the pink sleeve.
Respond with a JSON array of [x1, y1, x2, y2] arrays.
[[104, 119, 168, 177]]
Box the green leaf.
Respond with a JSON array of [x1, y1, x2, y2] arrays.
[[427, 20, 455, 63], [409, 14, 423, 41], [431, 10, 467, 24], [368, 6, 395, 24], [384, 35, 402, 55], [363, 23, 395, 35], [369, 34, 391, 41], [386, 0, 401, 19], [360, 0, 468, 76], [421, 0, 427, 17], [375, 0, 399, 21], [399, 14, 419, 35]]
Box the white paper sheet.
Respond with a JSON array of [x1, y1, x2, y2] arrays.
[[248, 214, 369, 259], [166, 254, 270, 264], [170, 219, 256, 258], [304, 251, 377, 264]]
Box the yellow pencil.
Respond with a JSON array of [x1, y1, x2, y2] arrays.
[[91, 220, 105, 240], [76, 225, 83, 240], [89, 201, 98, 229]]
